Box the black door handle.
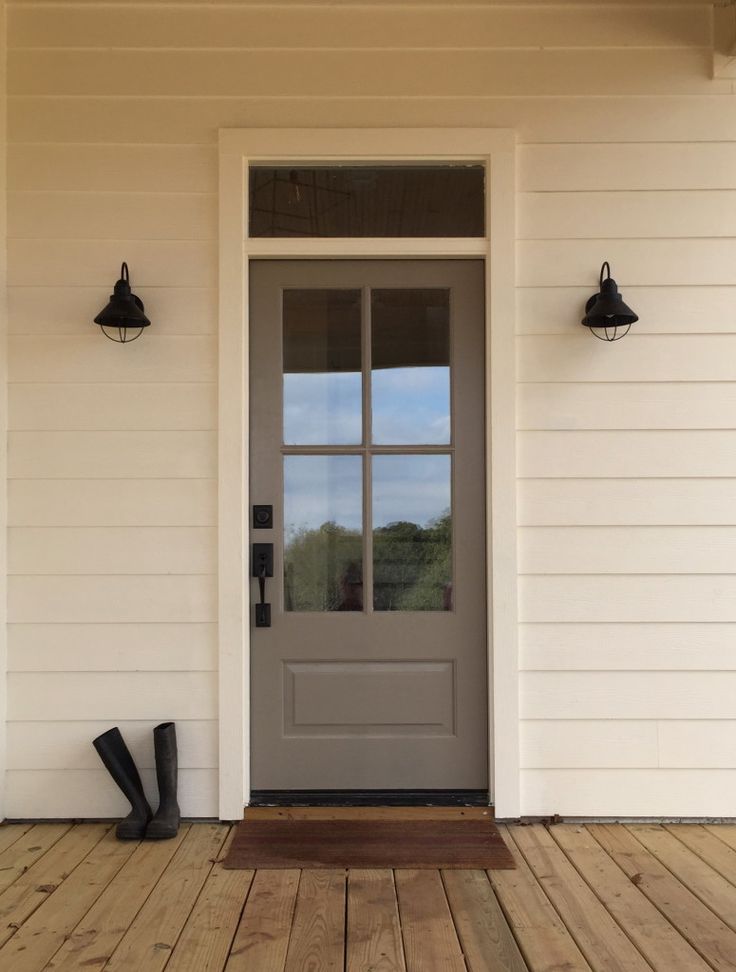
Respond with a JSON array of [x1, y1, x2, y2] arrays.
[[252, 544, 273, 627]]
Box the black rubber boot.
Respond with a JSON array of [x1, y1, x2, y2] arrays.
[[92, 727, 152, 840], [146, 722, 181, 840]]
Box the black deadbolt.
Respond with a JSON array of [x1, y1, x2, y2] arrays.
[[253, 504, 273, 529]]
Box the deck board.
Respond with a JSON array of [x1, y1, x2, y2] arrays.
[[0, 820, 728, 971]]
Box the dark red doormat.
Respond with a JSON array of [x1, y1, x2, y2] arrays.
[[223, 817, 515, 869]]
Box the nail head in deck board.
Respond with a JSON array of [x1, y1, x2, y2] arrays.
[[395, 869, 466, 972], [103, 823, 228, 972], [165, 863, 254, 972], [490, 826, 592, 972], [224, 868, 300, 972], [46, 826, 190, 972], [627, 824, 736, 935], [0, 828, 136, 972], [0, 823, 107, 948], [509, 824, 651, 972], [284, 870, 346, 972], [588, 823, 736, 972], [666, 825, 736, 888], [0, 823, 70, 896], [551, 825, 711, 972], [347, 869, 406, 972], [442, 868, 528, 972]]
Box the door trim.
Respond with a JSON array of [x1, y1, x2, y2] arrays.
[[218, 128, 519, 819]]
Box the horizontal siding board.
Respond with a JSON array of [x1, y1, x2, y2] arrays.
[[6, 720, 217, 770], [659, 722, 736, 769], [518, 431, 736, 478], [520, 142, 736, 192], [9, 337, 216, 384], [11, 96, 736, 146], [521, 623, 736, 671], [8, 527, 217, 575], [8, 190, 216, 241], [521, 672, 736, 720], [518, 383, 736, 431], [8, 671, 217, 721], [519, 526, 736, 575], [520, 190, 736, 240], [8, 239, 214, 288], [8, 575, 216, 624], [7, 49, 722, 98], [520, 575, 736, 623], [519, 239, 736, 287], [518, 479, 736, 527], [519, 335, 736, 383], [8, 286, 216, 337], [521, 720, 658, 769], [521, 769, 736, 817], [8, 431, 216, 478], [4, 768, 217, 818], [517, 286, 736, 336], [8, 144, 217, 193], [8, 479, 217, 527], [7, 622, 216, 672], [8, 6, 709, 50], [9, 383, 216, 431]]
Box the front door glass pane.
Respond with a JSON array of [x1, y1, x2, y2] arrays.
[[372, 454, 452, 611], [371, 289, 450, 445], [283, 289, 362, 445], [284, 455, 363, 612]]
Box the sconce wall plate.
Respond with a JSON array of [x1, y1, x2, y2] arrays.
[[582, 261, 638, 342], [94, 262, 151, 343]]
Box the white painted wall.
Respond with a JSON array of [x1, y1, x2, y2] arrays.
[[4, 0, 736, 818]]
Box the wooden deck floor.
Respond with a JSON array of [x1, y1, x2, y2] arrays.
[[0, 816, 736, 970]]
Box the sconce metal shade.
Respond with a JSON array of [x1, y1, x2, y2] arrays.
[[582, 262, 638, 342], [94, 263, 150, 343]]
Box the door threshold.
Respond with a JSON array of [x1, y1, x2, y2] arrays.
[[249, 789, 489, 808]]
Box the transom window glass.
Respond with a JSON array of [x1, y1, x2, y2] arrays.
[[282, 287, 454, 613], [250, 165, 484, 238]]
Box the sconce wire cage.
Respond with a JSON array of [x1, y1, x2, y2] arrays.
[[94, 262, 151, 344], [582, 261, 638, 342]]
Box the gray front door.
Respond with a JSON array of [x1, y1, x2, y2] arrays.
[[249, 260, 488, 792]]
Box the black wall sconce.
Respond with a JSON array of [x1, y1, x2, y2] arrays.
[[582, 262, 638, 342], [94, 262, 151, 344]]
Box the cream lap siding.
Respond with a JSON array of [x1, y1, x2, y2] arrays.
[[4, 0, 735, 818]]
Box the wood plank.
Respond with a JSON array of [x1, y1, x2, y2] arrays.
[[45, 827, 190, 972], [442, 869, 527, 972], [346, 869, 405, 972], [551, 824, 712, 972], [104, 823, 228, 972], [508, 824, 651, 972], [284, 870, 346, 972], [0, 824, 33, 856], [705, 825, 736, 855], [627, 825, 736, 933], [589, 823, 736, 972], [0, 824, 107, 948], [666, 825, 736, 886], [247, 806, 492, 821], [0, 824, 69, 894], [225, 869, 300, 972], [0, 828, 135, 972], [489, 828, 591, 972], [166, 830, 252, 972], [395, 869, 465, 972]]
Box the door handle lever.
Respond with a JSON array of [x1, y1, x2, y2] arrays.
[[252, 543, 273, 627]]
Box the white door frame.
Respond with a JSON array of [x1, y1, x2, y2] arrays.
[[218, 128, 519, 819]]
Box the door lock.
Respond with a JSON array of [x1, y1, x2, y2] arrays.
[[252, 543, 273, 627]]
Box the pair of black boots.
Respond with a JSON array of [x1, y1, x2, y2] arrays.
[[93, 722, 180, 841]]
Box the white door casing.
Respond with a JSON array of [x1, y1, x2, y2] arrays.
[[218, 128, 518, 819]]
